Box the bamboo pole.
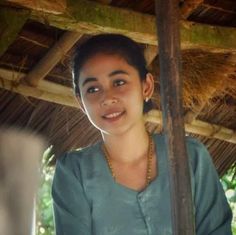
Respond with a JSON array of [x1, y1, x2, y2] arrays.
[[24, 31, 82, 87], [155, 0, 195, 234], [1, 68, 235, 144], [0, 68, 73, 96], [0, 78, 78, 108], [145, 110, 236, 144], [0, 68, 78, 108]]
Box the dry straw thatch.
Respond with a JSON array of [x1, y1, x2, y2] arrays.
[[150, 49, 236, 113]]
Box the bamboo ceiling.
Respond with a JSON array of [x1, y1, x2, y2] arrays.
[[0, 0, 236, 176]]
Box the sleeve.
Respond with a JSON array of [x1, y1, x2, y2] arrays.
[[51, 153, 92, 235], [189, 139, 233, 235]]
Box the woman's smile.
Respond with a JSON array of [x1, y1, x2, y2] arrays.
[[102, 110, 126, 122]]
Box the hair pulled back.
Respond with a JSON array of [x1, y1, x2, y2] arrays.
[[72, 33, 153, 113]]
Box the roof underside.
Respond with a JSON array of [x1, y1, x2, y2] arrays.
[[0, 0, 236, 176]]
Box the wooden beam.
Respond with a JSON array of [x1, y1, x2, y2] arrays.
[[155, 0, 195, 234], [4, 0, 236, 50], [181, 0, 204, 19], [0, 7, 29, 57], [94, 0, 112, 4], [7, 0, 66, 14], [24, 31, 82, 86], [0, 68, 78, 107]]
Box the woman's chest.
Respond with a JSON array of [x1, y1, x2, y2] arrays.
[[107, 153, 157, 192]]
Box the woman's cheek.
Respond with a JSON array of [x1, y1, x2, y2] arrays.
[[84, 92, 102, 104], [115, 85, 129, 96]]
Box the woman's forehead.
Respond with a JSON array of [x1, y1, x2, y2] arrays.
[[78, 54, 139, 84], [80, 53, 135, 75]]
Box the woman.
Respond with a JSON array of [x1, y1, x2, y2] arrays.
[[52, 34, 232, 235]]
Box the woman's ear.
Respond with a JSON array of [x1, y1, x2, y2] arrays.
[[142, 73, 154, 100], [76, 96, 86, 114]]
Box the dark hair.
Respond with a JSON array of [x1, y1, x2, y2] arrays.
[[72, 33, 153, 113]]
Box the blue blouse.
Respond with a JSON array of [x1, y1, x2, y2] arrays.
[[52, 134, 232, 235]]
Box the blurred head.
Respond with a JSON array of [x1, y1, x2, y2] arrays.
[[72, 33, 153, 113]]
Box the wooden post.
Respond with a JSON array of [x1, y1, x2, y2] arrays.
[[155, 0, 195, 234]]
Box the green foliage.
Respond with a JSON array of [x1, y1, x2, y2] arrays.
[[36, 146, 55, 235], [221, 166, 236, 234]]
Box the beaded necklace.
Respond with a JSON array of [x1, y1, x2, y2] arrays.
[[102, 134, 154, 186]]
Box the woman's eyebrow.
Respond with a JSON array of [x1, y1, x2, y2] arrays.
[[82, 70, 129, 87], [109, 70, 129, 77], [82, 77, 97, 87]]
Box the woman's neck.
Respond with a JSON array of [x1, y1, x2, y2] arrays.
[[101, 123, 150, 164]]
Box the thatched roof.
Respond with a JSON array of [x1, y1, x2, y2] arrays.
[[0, 0, 236, 176]]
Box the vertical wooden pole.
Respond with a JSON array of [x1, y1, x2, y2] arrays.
[[155, 0, 195, 234]]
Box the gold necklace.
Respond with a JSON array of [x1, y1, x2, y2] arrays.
[[102, 133, 154, 187]]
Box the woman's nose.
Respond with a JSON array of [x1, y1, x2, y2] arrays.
[[101, 90, 118, 106]]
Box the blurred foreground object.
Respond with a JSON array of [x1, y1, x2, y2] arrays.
[[0, 127, 45, 235]]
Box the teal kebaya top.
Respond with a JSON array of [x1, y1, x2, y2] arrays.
[[52, 134, 232, 235]]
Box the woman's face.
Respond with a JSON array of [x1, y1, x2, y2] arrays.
[[78, 53, 153, 136]]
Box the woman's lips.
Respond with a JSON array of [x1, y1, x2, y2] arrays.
[[102, 111, 125, 121]]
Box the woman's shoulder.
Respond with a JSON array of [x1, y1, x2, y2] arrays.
[[56, 142, 102, 168], [153, 133, 205, 150], [185, 136, 214, 175], [185, 136, 210, 159], [153, 133, 210, 165], [153, 132, 207, 151], [53, 142, 103, 183]]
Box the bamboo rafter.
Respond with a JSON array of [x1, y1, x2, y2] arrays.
[[0, 68, 77, 107], [145, 110, 236, 144], [0, 68, 235, 144], [24, 31, 82, 87], [181, 0, 204, 19], [202, 3, 236, 15]]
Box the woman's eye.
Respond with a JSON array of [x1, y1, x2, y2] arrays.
[[114, 80, 126, 87], [87, 86, 99, 93]]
